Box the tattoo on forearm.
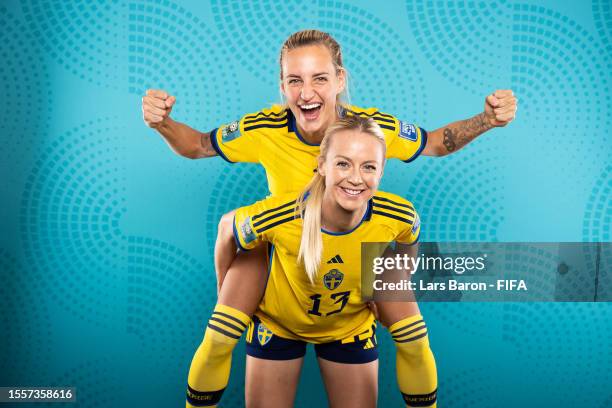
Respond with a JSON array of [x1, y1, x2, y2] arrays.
[[442, 112, 493, 153], [443, 128, 456, 152]]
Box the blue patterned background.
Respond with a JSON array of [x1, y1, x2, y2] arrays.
[[1, 0, 611, 406]]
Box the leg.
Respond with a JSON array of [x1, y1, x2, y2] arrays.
[[314, 331, 379, 408], [245, 356, 303, 408], [217, 244, 268, 316], [186, 238, 268, 407], [215, 210, 237, 291], [317, 358, 378, 408], [378, 302, 437, 408], [186, 304, 250, 407]]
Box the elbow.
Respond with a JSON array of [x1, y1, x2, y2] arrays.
[[422, 143, 450, 157], [179, 147, 205, 160], [433, 145, 451, 157]]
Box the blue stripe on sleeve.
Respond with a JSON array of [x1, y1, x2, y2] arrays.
[[209, 128, 234, 163], [232, 215, 249, 252], [403, 127, 428, 163]]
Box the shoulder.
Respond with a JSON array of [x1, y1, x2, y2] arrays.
[[370, 191, 418, 225], [247, 192, 300, 232], [241, 104, 289, 132], [343, 104, 398, 133]]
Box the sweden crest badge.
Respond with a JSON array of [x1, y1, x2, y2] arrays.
[[323, 269, 344, 290], [257, 322, 273, 346]]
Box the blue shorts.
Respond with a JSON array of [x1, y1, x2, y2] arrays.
[[245, 316, 378, 364]]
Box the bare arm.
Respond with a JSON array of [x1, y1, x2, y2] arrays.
[[424, 112, 493, 156], [422, 90, 518, 157], [156, 117, 217, 159], [142, 89, 218, 159]]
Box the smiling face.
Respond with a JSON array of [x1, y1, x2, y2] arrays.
[[280, 44, 345, 142], [318, 130, 385, 215]]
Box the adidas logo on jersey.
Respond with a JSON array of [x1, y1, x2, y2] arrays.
[[327, 254, 344, 264], [363, 338, 375, 350]]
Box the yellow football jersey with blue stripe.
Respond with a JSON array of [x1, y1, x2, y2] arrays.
[[211, 105, 427, 196], [233, 190, 421, 343]]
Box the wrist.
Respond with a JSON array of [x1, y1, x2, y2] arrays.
[[479, 111, 496, 129], [155, 116, 175, 133]]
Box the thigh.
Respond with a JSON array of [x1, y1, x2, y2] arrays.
[[245, 355, 303, 408], [375, 300, 421, 328], [317, 358, 378, 408], [217, 244, 269, 316]]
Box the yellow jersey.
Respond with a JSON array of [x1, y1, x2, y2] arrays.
[[211, 105, 427, 196], [233, 190, 421, 343]]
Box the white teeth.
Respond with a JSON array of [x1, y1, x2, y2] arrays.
[[341, 188, 362, 196], [300, 103, 321, 110]]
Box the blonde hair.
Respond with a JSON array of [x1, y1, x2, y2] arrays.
[[279, 29, 350, 106], [296, 115, 386, 283]]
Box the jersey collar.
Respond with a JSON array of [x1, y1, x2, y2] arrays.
[[321, 198, 373, 236], [287, 109, 320, 146]]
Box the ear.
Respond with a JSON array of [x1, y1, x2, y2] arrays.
[[280, 80, 286, 98], [317, 156, 326, 177], [336, 68, 346, 94]]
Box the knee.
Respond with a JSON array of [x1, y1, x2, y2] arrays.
[[396, 333, 432, 361], [217, 210, 236, 241], [389, 315, 432, 358]]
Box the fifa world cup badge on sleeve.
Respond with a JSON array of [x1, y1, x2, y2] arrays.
[[222, 120, 241, 142], [412, 214, 420, 234], [399, 121, 418, 141], [240, 217, 257, 244]]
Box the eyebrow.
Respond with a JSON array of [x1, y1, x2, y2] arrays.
[[334, 155, 379, 164], [286, 72, 330, 78]]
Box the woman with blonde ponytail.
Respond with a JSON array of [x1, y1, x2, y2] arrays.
[[189, 116, 432, 408]]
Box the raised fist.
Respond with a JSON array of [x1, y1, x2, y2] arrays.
[[142, 89, 176, 128], [484, 90, 517, 127]]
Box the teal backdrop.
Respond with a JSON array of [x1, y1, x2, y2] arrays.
[[1, 0, 611, 406]]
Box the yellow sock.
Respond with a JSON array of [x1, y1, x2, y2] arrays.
[[390, 314, 438, 407], [186, 304, 250, 407]]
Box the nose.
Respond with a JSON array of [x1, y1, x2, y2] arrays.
[[300, 83, 314, 101], [348, 167, 363, 185]]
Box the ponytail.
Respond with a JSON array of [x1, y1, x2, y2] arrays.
[[296, 172, 326, 284]]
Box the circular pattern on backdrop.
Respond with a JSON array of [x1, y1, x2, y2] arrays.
[[20, 119, 127, 328], [127, 0, 241, 127], [582, 166, 612, 302], [20, 0, 127, 89], [592, 0, 612, 56], [203, 164, 268, 257], [0, 249, 52, 382], [211, 0, 318, 88], [502, 303, 611, 406], [397, 145, 504, 242], [0, 6, 52, 161], [126, 235, 213, 371], [510, 3, 611, 187], [583, 165, 611, 243], [211, 0, 428, 119], [405, 0, 511, 92], [41, 360, 122, 408], [441, 366, 498, 407], [318, 1, 428, 120], [501, 244, 563, 301]]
